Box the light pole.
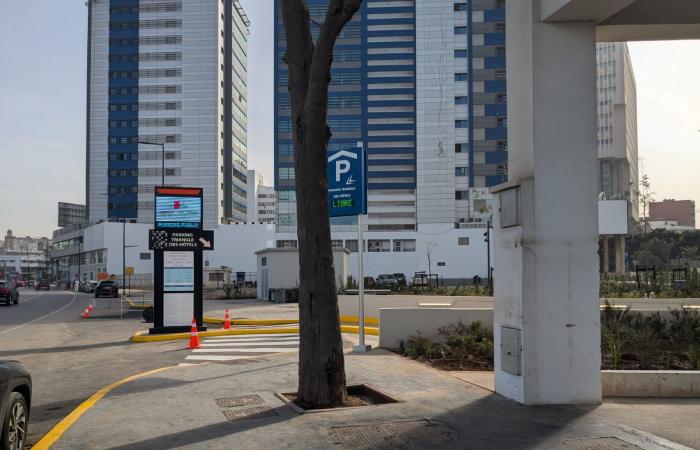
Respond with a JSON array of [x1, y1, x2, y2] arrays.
[[138, 141, 165, 186]]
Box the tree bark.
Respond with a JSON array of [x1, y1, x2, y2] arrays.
[[281, 0, 362, 408]]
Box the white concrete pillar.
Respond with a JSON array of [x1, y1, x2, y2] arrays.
[[492, 0, 600, 404]]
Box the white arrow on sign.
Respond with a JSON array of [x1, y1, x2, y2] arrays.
[[198, 237, 212, 248]]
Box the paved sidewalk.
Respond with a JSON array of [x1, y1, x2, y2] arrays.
[[53, 348, 695, 449]]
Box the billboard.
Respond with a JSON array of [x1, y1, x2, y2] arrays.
[[155, 187, 203, 229]]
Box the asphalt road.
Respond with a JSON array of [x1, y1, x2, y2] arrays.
[[0, 287, 187, 446]]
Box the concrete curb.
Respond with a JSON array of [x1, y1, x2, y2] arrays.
[[202, 315, 379, 327], [131, 324, 379, 343], [124, 297, 151, 310]]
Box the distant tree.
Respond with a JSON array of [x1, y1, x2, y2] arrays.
[[638, 174, 655, 236], [634, 237, 672, 269], [280, 0, 362, 408]]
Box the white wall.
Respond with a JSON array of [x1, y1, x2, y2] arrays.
[[205, 223, 275, 273]]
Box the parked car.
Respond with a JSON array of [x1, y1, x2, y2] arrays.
[[95, 280, 119, 298], [83, 281, 99, 294], [376, 274, 399, 289], [26, 281, 35, 288], [0, 360, 31, 450], [0, 282, 19, 306], [13, 281, 26, 289], [35, 280, 50, 291], [363, 277, 376, 289], [393, 273, 407, 287]]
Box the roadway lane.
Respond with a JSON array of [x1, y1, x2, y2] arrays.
[[0, 288, 188, 446]]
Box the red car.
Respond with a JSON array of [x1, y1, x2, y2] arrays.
[[35, 280, 50, 291], [0, 281, 19, 306]]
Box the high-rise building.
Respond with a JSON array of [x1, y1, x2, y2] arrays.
[[273, 0, 506, 234], [86, 0, 250, 228], [596, 42, 638, 221], [58, 202, 87, 228], [246, 169, 276, 224]]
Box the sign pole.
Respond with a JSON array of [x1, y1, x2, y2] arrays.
[[357, 213, 366, 350]]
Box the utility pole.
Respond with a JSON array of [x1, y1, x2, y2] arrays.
[[484, 221, 492, 289]]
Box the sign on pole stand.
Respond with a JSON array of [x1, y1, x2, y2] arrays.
[[328, 142, 370, 352], [149, 187, 214, 334]]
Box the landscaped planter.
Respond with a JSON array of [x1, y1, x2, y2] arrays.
[[602, 370, 700, 397]]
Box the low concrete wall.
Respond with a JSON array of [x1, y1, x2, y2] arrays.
[[338, 295, 491, 319], [378, 307, 493, 349], [602, 370, 700, 397]]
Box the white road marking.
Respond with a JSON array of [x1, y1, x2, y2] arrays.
[[192, 347, 299, 353], [203, 336, 300, 343], [0, 293, 77, 336], [185, 355, 263, 361], [206, 333, 299, 339], [200, 342, 299, 348]]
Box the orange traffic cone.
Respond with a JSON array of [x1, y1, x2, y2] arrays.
[[87, 304, 94, 312], [223, 307, 231, 330], [189, 318, 200, 349], [81, 307, 90, 318]]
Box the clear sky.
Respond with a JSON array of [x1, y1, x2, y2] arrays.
[[0, 1, 697, 238]]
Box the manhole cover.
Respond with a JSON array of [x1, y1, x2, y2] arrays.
[[330, 419, 440, 449], [222, 406, 279, 421], [215, 394, 265, 408], [563, 437, 641, 450]]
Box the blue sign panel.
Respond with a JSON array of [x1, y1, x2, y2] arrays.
[[327, 145, 366, 217]]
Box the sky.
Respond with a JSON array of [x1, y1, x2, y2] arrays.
[[0, 1, 697, 238]]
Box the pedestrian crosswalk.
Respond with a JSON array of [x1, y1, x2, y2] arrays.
[[185, 333, 300, 362]]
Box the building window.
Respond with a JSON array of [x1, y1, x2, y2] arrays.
[[495, 70, 507, 79], [368, 240, 391, 253], [455, 143, 467, 153], [454, 49, 468, 58], [458, 237, 470, 246], [344, 240, 359, 253], [140, 253, 151, 260], [455, 73, 468, 81], [497, 94, 507, 103], [455, 96, 468, 105], [261, 257, 267, 266], [497, 117, 507, 128], [455, 120, 468, 128], [455, 190, 468, 200], [454, 26, 467, 35], [276, 240, 297, 248], [394, 239, 416, 252], [331, 240, 344, 249], [453, 3, 467, 11], [455, 167, 468, 177]]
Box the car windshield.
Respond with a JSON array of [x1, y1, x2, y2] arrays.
[[0, 281, 6, 288]]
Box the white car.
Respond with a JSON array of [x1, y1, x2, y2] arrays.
[[84, 281, 99, 293]]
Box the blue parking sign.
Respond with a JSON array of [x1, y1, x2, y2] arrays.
[[327, 144, 366, 217]]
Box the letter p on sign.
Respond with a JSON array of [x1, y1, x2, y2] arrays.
[[335, 160, 351, 182]]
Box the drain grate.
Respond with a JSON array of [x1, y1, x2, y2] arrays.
[[330, 419, 439, 449], [563, 437, 642, 450], [222, 406, 279, 421], [215, 394, 265, 408]]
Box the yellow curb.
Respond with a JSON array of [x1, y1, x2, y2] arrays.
[[340, 315, 379, 327], [32, 366, 175, 449], [131, 325, 379, 342], [124, 297, 151, 310], [203, 317, 299, 326], [203, 315, 379, 327]]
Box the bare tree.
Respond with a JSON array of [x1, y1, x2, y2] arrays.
[[426, 241, 437, 277], [280, 0, 362, 408]]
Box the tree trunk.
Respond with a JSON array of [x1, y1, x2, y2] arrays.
[[281, 0, 362, 408]]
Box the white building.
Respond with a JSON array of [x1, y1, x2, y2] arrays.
[[0, 229, 50, 280], [596, 42, 638, 220], [86, 0, 250, 228], [245, 170, 276, 224]]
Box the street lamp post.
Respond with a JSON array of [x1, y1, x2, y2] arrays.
[[138, 141, 165, 186]]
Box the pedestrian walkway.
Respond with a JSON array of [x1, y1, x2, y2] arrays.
[[185, 332, 299, 362]]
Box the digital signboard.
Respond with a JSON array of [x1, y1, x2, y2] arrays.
[[327, 145, 366, 217], [155, 187, 203, 229]]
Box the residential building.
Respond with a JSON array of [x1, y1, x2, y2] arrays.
[[596, 42, 638, 273], [58, 202, 87, 227], [596, 42, 639, 221], [0, 229, 50, 280], [245, 170, 276, 224], [86, 0, 250, 228], [649, 199, 696, 228]]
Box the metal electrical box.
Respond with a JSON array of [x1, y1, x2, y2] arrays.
[[499, 187, 519, 228], [501, 326, 522, 376]]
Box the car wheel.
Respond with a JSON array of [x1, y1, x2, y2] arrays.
[[1, 392, 28, 450]]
